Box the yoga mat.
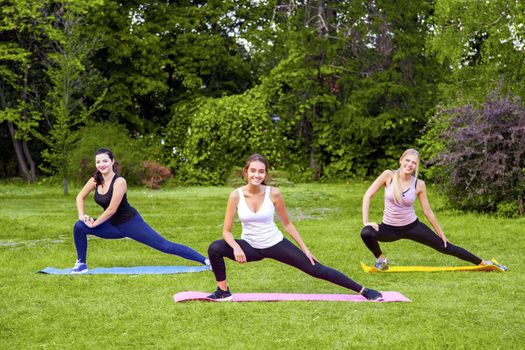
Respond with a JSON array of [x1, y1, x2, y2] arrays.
[[38, 265, 211, 275], [173, 291, 411, 303], [360, 258, 507, 273]]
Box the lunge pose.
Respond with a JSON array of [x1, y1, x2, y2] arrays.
[[207, 153, 382, 301], [360, 148, 507, 271], [71, 148, 208, 273]]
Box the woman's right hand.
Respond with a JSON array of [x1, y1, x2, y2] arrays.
[[233, 246, 247, 263], [364, 222, 379, 231]]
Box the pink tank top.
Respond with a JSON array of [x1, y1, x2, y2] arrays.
[[382, 177, 418, 226]]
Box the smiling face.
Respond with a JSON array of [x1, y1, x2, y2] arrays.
[[399, 152, 419, 176], [95, 153, 114, 175], [245, 160, 267, 186]]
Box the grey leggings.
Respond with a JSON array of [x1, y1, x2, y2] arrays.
[[360, 219, 482, 265]]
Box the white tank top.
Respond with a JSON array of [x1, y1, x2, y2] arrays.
[[237, 186, 284, 249]]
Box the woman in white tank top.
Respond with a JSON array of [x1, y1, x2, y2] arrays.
[[206, 153, 383, 301]]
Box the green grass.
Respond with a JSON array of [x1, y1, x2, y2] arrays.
[[0, 183, 523, 349]]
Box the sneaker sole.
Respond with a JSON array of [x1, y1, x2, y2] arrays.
[[214, 295, 233, 302], [71, 269, 89, 274]]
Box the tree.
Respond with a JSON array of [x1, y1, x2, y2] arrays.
[[40, 0, 104, 194], [428, 0, 525, 102], [248, 0, 442, 178], [86, 0, 256, 134], [0, 0, 49, 182]]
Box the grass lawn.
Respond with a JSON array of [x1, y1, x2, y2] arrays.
[[0, 182, 523, 349]]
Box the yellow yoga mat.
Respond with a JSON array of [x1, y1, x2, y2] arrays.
[[360, 258, 507, 273]]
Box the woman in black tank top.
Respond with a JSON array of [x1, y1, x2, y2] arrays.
[[71, 148, 209, 273]]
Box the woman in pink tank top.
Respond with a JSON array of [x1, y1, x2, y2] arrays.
[[360, 149, 507, 271]]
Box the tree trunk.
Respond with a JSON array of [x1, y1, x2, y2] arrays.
[[7, 121, 36, 182], [63, 176, 69, 195], [22, 140, 36, 181]]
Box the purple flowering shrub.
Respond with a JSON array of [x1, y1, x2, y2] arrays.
[[435, 90, 525, 216]]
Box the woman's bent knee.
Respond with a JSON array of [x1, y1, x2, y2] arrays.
[[208, 240, 227, 256], [360, 226, 376, 240], [73, 220, 87, 234]]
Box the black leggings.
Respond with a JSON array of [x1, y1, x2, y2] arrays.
[[360, 219, 482, 265], [208, 238, 363, 293]]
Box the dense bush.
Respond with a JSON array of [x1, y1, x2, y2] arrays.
[[433, 90, 525, 216], [165, 87, 284, 185]]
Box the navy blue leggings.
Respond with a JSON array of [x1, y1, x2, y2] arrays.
[[360, 219, 482, 265], [208, 238, 363, 293], [73, 214, 207, 264]]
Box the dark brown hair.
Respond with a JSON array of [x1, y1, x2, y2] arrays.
[[93, 148, 118, 186], [242, 153, 271, 185]]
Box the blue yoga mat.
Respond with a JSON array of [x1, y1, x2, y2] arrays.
[[38, 265, 211, 275]]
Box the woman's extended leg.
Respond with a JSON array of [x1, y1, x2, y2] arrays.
[[403, 221, 482, 265], [263, 238, 363, 293], [118, 215, 208, 264]]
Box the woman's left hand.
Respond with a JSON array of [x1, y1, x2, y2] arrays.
[[303, 249, 319, 265]]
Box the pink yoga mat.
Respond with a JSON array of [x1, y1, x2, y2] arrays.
[[173, 291, 411, 303]]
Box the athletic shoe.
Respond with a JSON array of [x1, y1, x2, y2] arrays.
[[361, 288, 383, 301], [207, 287, 232, 301], [71, 260, 88, 274], [481, 260, 508, 271], [374, 257, 389, 271]]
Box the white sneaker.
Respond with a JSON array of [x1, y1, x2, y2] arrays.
[[71, 260, 88, 274]]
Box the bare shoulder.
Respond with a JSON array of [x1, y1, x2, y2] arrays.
[[87, 177, 97, 188], [269, 186, 282, 195], [378, 169, 394, 183], [269, 186, 283, 198], [416, 178, 427, 193], [229, 188, 240, 201], [383, 169, 395, 178], [114, 176, 127, 186]]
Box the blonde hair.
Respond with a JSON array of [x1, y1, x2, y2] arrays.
[[392, 149, 420, 204]]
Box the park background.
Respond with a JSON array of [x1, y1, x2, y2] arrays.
[[1, 1, 524, 349]]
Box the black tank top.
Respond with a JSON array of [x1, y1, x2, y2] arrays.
[[94, 175, 137, 225]]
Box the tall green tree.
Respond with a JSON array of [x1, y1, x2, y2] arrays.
[[86, 0, 257, 134], [0, 0, 49, 181], [247, 0, 442, 178], [428, 0, 525, 102], [40, 0, 104, 194]]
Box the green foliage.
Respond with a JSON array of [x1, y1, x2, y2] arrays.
[[1, 0, 106, 192], [67, 123, 144, 186], [2, 0, 525, 187], [166, 87, 283, 185], [428, 0, 525, 102], [85, 0, 256, 134], [416, 110, 451, 181]]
